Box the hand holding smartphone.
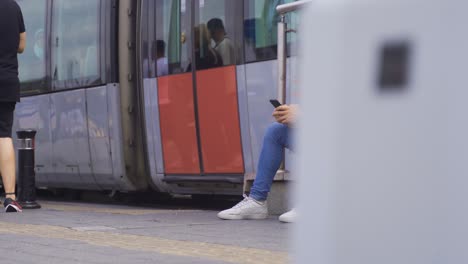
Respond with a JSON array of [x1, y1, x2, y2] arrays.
[[269, 99, 282, 108]]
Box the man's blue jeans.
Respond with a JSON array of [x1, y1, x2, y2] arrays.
[[249, 122, 290, 201]]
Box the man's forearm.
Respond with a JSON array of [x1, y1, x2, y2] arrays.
[[18, 32, 26, 53]]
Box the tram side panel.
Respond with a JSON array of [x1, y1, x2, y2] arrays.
[[142, 78, 168, 192], [243, 59, 297, 181], [50, 89, 95, 188], [138, 0, 298, 195], [13, 84, 139, 192], [105, 83, 138, 191], [86, 85, 118, 190], [236, 65, 255, 177], [157, 74, 201, 175], [196, 66, 245, 174], [140, 61, 295, 194], [11, 0, 144, 192], [139, 0, 246, 195], [142, 72, 246, 195], [240, 0, 300, 184], [15, 90, 101, 190]]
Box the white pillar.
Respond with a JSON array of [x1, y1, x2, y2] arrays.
[[296, 0, 468, 263]]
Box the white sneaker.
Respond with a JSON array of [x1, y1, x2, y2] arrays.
[[217, 195, 268, 220], [278, 208, 297, 223]]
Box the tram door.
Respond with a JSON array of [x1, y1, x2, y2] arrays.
[[154, 0, 244, 175]]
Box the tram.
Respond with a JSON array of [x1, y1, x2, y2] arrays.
[[13, 0, 299, 196]]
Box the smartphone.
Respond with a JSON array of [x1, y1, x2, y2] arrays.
[[269, 99, 282, 108]]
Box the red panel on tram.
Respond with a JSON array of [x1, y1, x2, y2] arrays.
[[158, 74, 200, 174], [196, 66, 244, 174]]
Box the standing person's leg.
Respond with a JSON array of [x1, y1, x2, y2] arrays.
[[249, 122, 290, 201], [0, 137, 16, 199], [0, 102, 22, 212], [218, 123, 290, 220]]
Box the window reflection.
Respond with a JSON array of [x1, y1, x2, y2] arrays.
[[207, 18, 235, 66], [244, 0, 298, 62], [190, 24, 222, 71], [196, 0, 239, 68], [16, 0, 47, 93], [52, 0, 102, 89], [155, 0, 191, 76], [141, 0, 151, 78]]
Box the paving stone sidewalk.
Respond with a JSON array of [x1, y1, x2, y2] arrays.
[[0, 200, 291, 264]]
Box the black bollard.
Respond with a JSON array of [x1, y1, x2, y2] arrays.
[[16, 130, 41, 209]]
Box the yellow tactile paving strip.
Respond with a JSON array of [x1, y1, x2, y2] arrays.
[[40, 202, 201, 215], [0, 222, 289, 264]]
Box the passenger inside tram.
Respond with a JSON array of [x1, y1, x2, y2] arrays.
[[186, 24, 222, 71], [141, 42, 153, 77], [218, 104, 299, 223], [156, 40, 169, 76], [207, 18, 235, 66]]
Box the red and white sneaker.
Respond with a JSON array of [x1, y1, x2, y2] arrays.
[[4, 198, 22, 212]]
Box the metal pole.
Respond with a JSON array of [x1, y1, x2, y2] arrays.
[[276, 0, 312, 103], [276, 0, 313, 15], [17, 130, 41, 209], [277, 15, 287, 172], [277, 15, 287, 103]]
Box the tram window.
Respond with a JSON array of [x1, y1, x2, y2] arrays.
[[155, 0, 191, 76], [16, 0, 48, 95], [194, 0, 242, 69], [141, 0, 158, 78], [51, 0, 103, 89], [244, 0, 299, 63]]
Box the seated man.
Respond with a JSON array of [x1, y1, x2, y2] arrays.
[[218, 104, 298, 222]]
